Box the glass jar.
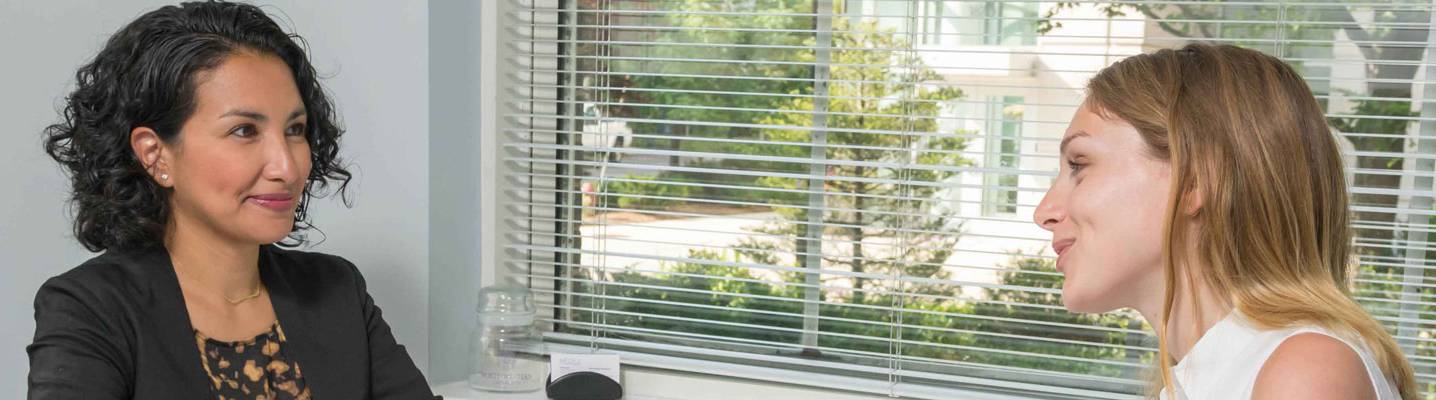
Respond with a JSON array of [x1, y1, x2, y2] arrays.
[[468, 285, 546, 392]]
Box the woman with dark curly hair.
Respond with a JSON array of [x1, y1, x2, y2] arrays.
[[28, 2, 437, 399]]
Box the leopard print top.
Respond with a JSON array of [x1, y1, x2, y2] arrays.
[[195, 321, 311, 400]]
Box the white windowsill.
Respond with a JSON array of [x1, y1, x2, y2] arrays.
[[433, 365, 894, 400], [432, 335, 1096, 399]]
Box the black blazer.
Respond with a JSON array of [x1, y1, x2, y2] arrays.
[[27, 245, 439, 399]]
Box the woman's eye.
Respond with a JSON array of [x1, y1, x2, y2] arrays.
[[229, 124, 257, 138], [1066, 159, 1086, 175], [286, 123, 307, 137]]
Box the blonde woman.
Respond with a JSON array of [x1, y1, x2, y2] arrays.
[[1033, 43, 1416, 399]]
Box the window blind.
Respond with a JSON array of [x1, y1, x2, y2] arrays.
[[492, 0, 1436, 397]]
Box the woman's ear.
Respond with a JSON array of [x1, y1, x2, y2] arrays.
[[130, 127, 172, 188], [1181, 185, 1204, 217]]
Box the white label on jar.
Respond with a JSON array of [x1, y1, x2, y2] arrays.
[[474, 354, 546, 391]]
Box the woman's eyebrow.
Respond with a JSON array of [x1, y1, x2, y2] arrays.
[[217, 107, 306, 122], [1059, 130, 1090, 155], [219, 108, 266, 121]]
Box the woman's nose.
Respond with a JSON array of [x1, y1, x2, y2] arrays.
[[1033, 183, 1066, 232], [261, 134, 300, 183]]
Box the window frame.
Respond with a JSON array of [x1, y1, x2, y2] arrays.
[[478, 1, 1436, 397]]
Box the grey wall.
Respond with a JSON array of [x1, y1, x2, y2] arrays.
[[428, 0, 485, 385], [0, 0, 433, 396]]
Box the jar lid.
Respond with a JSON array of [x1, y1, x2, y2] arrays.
[[477, 285, 536, 327]]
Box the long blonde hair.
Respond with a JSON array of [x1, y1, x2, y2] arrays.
[[1085, 43, 1417, 398]]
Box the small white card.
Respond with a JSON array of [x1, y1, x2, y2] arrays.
[[549, 353, 621, 383]]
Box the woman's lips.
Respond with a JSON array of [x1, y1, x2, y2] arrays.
[[1053, 238, 1075, 272], [247, 194, 295, 211]]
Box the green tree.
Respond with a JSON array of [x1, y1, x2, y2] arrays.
[[750, 13, 971, 304], [568, 0, 981, 362], [574, 0, 817, 203]]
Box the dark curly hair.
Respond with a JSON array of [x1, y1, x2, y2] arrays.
[[43, 1, 351, 252]]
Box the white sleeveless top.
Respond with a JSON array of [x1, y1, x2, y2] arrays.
[[1160, 311, 1399, 399]]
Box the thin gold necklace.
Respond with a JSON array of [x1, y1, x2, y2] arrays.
[[171, 259, 264, 304], [223, 286, 264, 304]]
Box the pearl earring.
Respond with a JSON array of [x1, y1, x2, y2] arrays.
[[160, 173, 169, 181]]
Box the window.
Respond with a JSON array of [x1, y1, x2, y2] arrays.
[[982, 96, 1024, 216], [850, 0, 1038, 46], [494, 1, 1436, 397], [982, 1, 1038, 46]]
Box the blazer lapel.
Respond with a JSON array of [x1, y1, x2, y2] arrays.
[[261, 245, 353, 399], [136, 247, 212, 398]]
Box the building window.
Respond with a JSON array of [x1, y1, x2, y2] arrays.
[[984, 96, 1024, 216]]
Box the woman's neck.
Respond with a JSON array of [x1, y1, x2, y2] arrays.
[[1136, 277, 1232, 365], [163, 217, 262, 301]]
